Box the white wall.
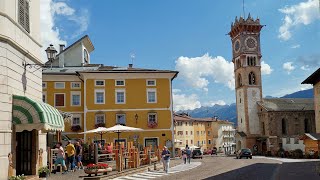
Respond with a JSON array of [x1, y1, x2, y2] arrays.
[[247, 87, 261, 135], [64, 43, 85, 67], [282, 138, 305, 152]]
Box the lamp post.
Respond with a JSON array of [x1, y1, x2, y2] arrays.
[[23, 44, 57, 70], [135, 113, 138, 124]]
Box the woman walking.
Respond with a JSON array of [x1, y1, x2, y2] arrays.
[[161, 146, 171, 173]]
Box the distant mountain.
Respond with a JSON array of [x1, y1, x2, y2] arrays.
[[177, 104, 237, 124], [281, 89, 313, 98], [177, 88, 314, 126]]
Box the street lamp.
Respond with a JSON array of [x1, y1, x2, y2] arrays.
[[23, 44, 57, 70]]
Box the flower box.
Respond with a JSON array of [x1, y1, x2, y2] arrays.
[[84, 163, 111, 176], [95, 123, 106, 128], [71, 125, 81, 132], [147, 121, 158, 128]]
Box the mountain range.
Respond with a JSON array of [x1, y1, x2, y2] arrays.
[[177, 88, 314, 125]]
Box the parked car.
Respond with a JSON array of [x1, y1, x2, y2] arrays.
[[236, 148, 252, 159], [192, 148, 203, 159]]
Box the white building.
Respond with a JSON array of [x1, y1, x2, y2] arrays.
[[0, 0, 64, 179], [213, 121, 236, 154]]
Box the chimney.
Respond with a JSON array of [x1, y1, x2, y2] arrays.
[[128, 64, 133, 68], [59, 44, 65, 53]]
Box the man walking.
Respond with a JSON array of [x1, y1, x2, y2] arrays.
[[186, 147, 191, 164], [66, 141, 76, 171], [75, 141, 84, 169], [161, 146, 171, 173]]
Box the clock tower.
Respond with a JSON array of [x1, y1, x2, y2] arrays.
[[229, 14, 264, 149]]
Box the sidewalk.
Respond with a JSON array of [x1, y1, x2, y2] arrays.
[[254, 156, 320, 163]]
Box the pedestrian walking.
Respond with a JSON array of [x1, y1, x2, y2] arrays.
[[75, 141, 84, 169], [186, 147, 191, 164], [182, 149, 187, 164], [52, 142, 68, 174], [161, 146, 171, 173], [66, 141, 76, 171]]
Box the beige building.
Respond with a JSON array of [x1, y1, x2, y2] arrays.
[[174, 113, 195, 149], [302, 68, 320, 133], [212, 120, 236, 154], [0, 0, 64, 179]]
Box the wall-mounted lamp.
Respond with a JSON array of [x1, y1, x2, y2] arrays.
[[135, 113, 138, 124], [23, 44, 57, 71]]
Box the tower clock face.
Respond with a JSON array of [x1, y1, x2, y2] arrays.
[[234, 39, 241, 53], [245, 36, 257, 50]]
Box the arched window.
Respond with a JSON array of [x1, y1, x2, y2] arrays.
[[84, 49, 89, 63], [282, 118, 287, 135], [248, 72, 256, 85], [247, 57, 250, 66], [253, 57, 256, 66], [238, 74, 242, 87], [304, 119, 310, 133]]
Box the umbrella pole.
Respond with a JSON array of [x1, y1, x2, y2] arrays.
[[101, 133, 103, 144]]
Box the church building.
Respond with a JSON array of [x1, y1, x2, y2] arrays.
[[229, 14, 316, 155]]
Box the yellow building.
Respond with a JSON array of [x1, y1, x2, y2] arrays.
[[43, 35, 178, 151]]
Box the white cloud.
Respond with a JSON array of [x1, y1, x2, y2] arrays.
[[40, 0, 89, 61], [175, 53, 234, 91], [283, 62, 295, 74], [301, 65, 310, 71], [261, 61, 273, 75], [290, 44, 301, 49], [173, 90, 201, 111], [278, 0, 320, 41], [203, 100, 226, 107]]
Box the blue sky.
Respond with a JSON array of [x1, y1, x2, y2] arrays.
[[41, 0, 320, 111]]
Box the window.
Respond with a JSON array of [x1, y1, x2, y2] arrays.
[[197, 141, 200, 146], [247, 56, 256, 66], [248, 72, 256, 85], [282, 118, 287, 135], [146, 80, 156, 86], [147, 89, 157, 103], [286, 137, 290, 144], [294, 138, 299, 144], [185, 122, 188, 126], [116, 114, 126, 125], [197, 131, 199, 135], [42, 82, 47, 89], [115, 89, 125, 104], [115, 80, 125, 86], [95, 114, 105, 124], [72, 116, 81, 126], [55, 82, 65, 89], [18, 0, 30, 33], [208, 131, 211, 135], [84, 49, 89, 63], [42, 92, 47, 103], [238, 74, 242, 87], [207, 123, 210, 127], [186, 131, 188, 135], [304, 119, 310, 133], [190, 131, 193, 135], [177, 131, 183, 135], [95, 80, 105, 86], [148, 113, 157, 123], [191, 140, 193, 144], [71, 82, 81, 89], [71, 91, 81, 106], [54, 93, 65, 107], [186, 140, 188, 145], [95, 89, 105, 104], [208, 140, 211, 144]]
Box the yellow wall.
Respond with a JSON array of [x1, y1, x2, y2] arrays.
[[314, 82, 320, 133]]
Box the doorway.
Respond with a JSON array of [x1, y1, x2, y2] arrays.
[[16, 130, 36, 175], [145, 138, 158, 152]]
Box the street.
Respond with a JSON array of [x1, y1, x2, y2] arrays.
[[48, 156, 320, 180]]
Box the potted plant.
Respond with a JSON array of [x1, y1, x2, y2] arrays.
[[147, 121, 158, 128], [71, 125, 81, 132], [95, 123, 105, 128], [84, 163, 112, 176], [38, 166, 49, 178], [9, 175, 26, 180]]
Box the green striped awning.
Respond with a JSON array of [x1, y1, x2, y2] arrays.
[[12, 95, 65, 132]]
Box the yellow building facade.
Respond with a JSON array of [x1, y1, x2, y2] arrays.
[[43, 35, 178, 151]]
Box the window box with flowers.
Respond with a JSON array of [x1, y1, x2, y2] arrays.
[[147, 113, 158, 128], [84, 163, 112, 176], [71, 125, 82, 132], [95, 123, 106, 128]]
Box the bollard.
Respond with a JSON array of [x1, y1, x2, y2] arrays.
[[94, 143, 98, 164]]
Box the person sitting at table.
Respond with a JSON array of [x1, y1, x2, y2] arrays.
[[106, 143, 113, 154]]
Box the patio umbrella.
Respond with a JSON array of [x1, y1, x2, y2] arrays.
[[79, 127, 108, 143], [174, 139, 183, 143], [105, 124, 143, 146]]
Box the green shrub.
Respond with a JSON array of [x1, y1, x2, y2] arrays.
[[9, 175, 26, 180]]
